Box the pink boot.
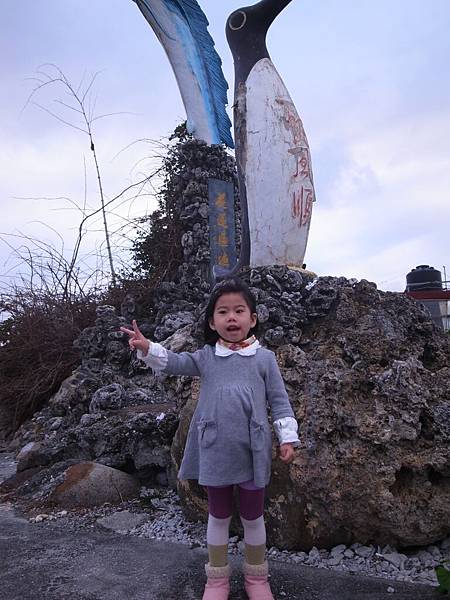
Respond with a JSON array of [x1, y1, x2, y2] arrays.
[[202, 563, 231, 600], [243, 561, 274, 600]]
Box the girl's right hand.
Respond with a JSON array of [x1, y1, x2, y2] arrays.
[[120, 319, 150, 356]]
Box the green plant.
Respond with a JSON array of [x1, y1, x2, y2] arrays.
[[436, 562, 450, 594]]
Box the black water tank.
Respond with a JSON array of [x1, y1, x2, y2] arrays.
[[406, 265, 442, 291]]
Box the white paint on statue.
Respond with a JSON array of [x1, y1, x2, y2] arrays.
[[244, 58, 316, 268]]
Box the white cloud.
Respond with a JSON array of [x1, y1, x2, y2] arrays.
[[0, 119, 163, 289], [307, 110, 450, 289], [2, 0, 449, 295]]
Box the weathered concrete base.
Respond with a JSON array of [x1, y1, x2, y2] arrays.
[[0, 503, 440, 600]]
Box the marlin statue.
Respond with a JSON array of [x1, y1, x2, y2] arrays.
[[132, 0, 315, 274], [132, 0, 234, 148]]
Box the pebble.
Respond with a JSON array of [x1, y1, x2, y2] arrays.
[[31, 513, 52, 523], [327, 556, 343, 566], [355, 545, 375, 559], [383, 553, 406, 570], [331, 544, 346, 556], [416, 550, 436, 567]]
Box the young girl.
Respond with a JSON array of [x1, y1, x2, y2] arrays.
[[120, 278, 299, 600]]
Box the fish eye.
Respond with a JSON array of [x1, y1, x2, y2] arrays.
[[229, 10, 247, 31]]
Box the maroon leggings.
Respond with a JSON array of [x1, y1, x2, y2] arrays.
[[206, 482, 265, 521]]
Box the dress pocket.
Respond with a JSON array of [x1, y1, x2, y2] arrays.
[[197, 419, 218, 448], [249, 419, 265, 451]]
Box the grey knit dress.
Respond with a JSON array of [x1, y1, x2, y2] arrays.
[[162, 344, 295, 488]]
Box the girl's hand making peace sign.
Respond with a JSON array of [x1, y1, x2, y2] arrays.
[[120, 319, 150, 356]]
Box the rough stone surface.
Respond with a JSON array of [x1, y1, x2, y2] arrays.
[[3, 139, 449, 554], [5, 269, 450, 551], [170, 273, 450, 551], [49, 462, 140, 508]]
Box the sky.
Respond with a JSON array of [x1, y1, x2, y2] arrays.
[[1, 0, 449, 294]]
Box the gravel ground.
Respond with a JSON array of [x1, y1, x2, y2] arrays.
[[21, 485, 449, 589], [1, 450, 447, 590]]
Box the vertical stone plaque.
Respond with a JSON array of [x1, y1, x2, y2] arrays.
[[208, 178, 237, 279]]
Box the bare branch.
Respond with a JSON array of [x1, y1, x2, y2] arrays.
[[53, 99, 84, 114], [90, 111, 137, 123], [81, 71, 102, 104], [31, 101, 89, 134]]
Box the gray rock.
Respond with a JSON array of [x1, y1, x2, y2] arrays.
[[331, 544, 347, 556], [383, 553, 407, 570], [416, 550, 436, 567], [16, 441, 64, 472], [256, 304, 270, 323], [154, 311, 196, 341], [264, 326, 286, 347], [355, 546, 375, 559], [105, 341, 129, 370], [156, 471, 169, 486], [89, 384, 125, 413], [50, 462, 140, 508], [80, 413, 102, 427], [97, 510, 148, 533], [327, 555, 343, 566], [426, 544, 442, 559], [381, 545, 397, 555], [48, 417, 64, 431]]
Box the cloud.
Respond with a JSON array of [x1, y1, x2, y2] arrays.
[[0, 118, 164, 288], [307, 109, 449, 289], [2, 0, 449, 295]]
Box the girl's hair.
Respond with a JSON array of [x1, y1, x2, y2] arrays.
[[203, 277, 259, 345]]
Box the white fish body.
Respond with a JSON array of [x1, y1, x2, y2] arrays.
[[242, 58, 315, 267]]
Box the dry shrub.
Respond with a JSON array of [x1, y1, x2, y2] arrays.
[[0, 125, 192, 441], [0, 290, 98, 438], [103, 277, 157, 319]]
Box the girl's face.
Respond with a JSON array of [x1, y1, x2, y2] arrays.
[[208, 292, 257, 343]]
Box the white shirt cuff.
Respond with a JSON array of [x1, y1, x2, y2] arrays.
[[136, 341, 168, 375], [273, 417, 300, 446]]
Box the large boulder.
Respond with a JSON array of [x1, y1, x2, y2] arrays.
[[6, 140, 448, 551], [6, 259, 449, 552], [172, 277, 450, 550], [49, 462, 140, 508]]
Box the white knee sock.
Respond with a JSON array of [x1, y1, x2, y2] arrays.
[[207, 515, 232, 546], [240, 515, 266, 546], [240, 516, 267, 565]]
